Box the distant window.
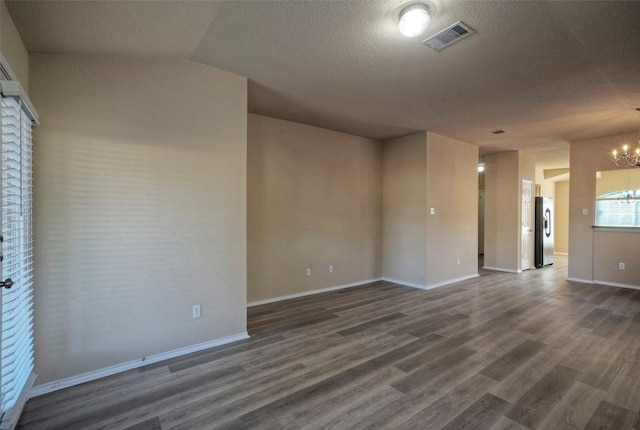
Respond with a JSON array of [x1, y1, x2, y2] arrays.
[[595, 190, 640, 226]]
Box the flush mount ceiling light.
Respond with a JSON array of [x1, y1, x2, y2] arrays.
[[398, 3, 431, 38]]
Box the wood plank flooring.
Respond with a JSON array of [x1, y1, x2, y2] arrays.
[[18, 256, 640, 429]]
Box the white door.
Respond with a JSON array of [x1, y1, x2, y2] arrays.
[[0, 91, 37, 430], [521, 179, 533, 271]]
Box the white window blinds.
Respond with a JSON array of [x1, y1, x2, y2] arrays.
[[0, 91, 37, 430]]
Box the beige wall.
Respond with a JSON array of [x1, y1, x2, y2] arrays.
[[382, 132, 427, 287], [593, 231, 639, 285], [0, 1, 28, 90], [569, 133, 639, 286], [247, 114, 382, 302], [595, 169, 640, 196], [382, 131, 477, 288], [30, 54, 247, 384], [425, 132, 478, 286], [484, 151, 535, 272], [534, 166, 556, 199], [484, 151, 520, 271], [555, 181, 569, 254]]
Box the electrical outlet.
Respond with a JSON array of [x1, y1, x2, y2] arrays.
[[582, 208, 589, 215], [329, 265, 334, 273], [192, 304, 201, 318], [306, 267, 311, 277], [430, 208, 435, 215], [457, 258, 461, 265], [619, 262, 625, 270]]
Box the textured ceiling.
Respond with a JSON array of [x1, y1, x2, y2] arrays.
[[6, 1, 224, 58], [7, 0, 640, 163]]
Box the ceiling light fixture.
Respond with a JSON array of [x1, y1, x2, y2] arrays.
[[611, 129, 640, 167], [612, 141, 640, 167], [398, 4, 431, 38]]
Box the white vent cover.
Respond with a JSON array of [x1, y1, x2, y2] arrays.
[[423, 21, 474, 51]]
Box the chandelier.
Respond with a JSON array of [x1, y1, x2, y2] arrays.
[[612, 138, 640, 167]]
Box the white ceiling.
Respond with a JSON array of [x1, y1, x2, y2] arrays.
[[7, 0, 640, 164]]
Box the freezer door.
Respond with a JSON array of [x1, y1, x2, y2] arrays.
[[542, 197, 554, 265], [534, 197, 543, 268]]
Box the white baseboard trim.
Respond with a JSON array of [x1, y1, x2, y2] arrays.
[[380, 278, 426, 290], [593, 280, 640, 291], [554, 252, 568, 256], [425, 274, 480, 290], [567, 277, 594, 284], [247, 278, 383, 307], [571, 277, 640, 290], [483, 266, 522, 274], [30, 332, 250, 398]]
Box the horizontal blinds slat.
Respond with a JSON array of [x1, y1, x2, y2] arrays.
[[1, 325, 33, 359], [1, 322, 33, 345], [1, 329, 33, 356], [1, 297, 33, 315], [1, 357, 33, 386], [1, 297, 33, 323], [1, 296, 33, 319]]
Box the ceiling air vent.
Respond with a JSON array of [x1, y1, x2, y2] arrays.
[[423, 21, 474, 51]]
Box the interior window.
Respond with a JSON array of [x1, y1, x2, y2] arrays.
[[595, 190, 640, 226]]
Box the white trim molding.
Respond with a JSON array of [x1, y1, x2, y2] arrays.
[[567, 277, 594, 284], [483, 266, 522, 274], [248, 279, 383, 307], [425, 274, 479, 290], [592, 226, 640, 233], [554, 252, 568, 256], [30, 332, 250, 398], [249, 274, 482, 307], [380, 278, 426, 290], [593, 280, 640, 291]]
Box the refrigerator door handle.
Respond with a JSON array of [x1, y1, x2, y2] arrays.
[[544, 208, 552, 238]]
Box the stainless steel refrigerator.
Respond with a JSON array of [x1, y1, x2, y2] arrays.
[[534, 197, 554, 267]]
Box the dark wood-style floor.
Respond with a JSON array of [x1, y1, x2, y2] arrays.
[[18, 256, 640, 429]]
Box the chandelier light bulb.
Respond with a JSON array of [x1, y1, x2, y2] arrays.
[[398, 4, 431, 38], [612, 138, 640, 167]]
